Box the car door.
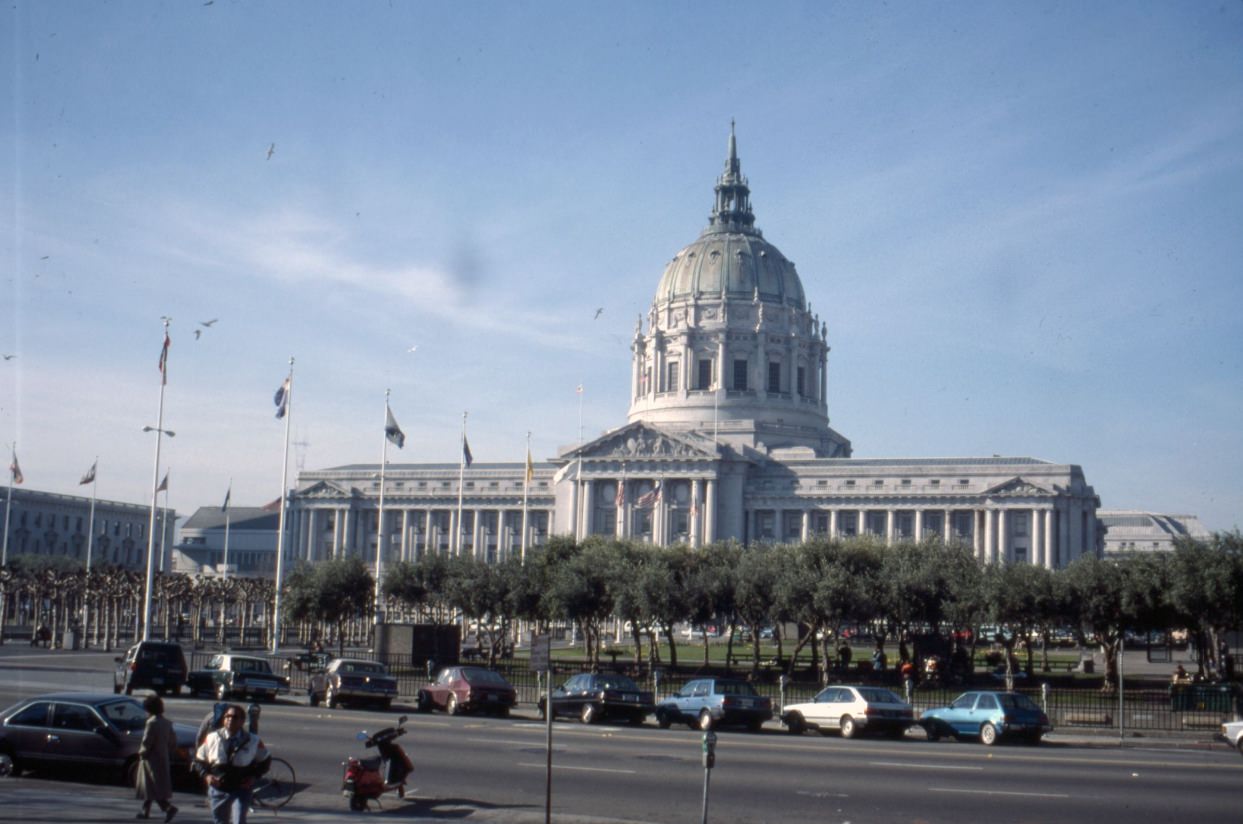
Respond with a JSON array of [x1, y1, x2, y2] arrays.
[[3, 701, 54, 767], [948, 693, 982, 735], [553, 675, 582, 717], [677, 680, 706, 720], [430, 667, 457, 708], [971, 693, 1000, 734], [49, 702, 119, 769]]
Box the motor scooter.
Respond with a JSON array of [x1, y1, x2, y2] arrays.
[[342, 715, 414, 811]]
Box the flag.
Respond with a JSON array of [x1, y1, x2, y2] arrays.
[[385, 404, 405, 448], [635, 481, 662, 508], [221, 485, 231, 513], [79, 460, 97, 485], [524, 448, 534, 485], [273, 377, 290, 419], [462, 434, 473, 468], [155, 471, 169, 493], [158, 332, 170, 384], [9, 452, 22, 485]]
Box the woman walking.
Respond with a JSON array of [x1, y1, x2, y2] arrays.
[[136, 694, 178, 822]]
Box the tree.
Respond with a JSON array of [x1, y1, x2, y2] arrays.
[[281, 557, 372, 655], [1166, 532, 1243, 678]]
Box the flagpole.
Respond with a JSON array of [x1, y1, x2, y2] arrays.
[[82, 459, 98, 646], [222, 481, 232, 580], [142, 320, 171, 642], [576, 385, 584, 541], [271, 357, 294, 654], [374, 390, 390, 625], [1, 443, 14, 645], [455, 411, 467, 556], [521, 431, 531, 564], [159, 483, 169, 574]]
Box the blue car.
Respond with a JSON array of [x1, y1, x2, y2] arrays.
[[655, 678, 773, 731], [919, 690, 1052, 745]]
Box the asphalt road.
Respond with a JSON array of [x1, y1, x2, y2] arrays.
[[1, 647, 1239, 824]]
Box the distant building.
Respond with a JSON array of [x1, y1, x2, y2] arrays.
[[1098, 510, 1211, 557], [0, 486, 174, 571], [172, 506, 281, 578], [287, 127, 1102, 570]]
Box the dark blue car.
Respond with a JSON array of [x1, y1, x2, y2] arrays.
[[655, 678, 772, 731]]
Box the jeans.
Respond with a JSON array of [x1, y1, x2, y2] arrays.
[[207, 785, 253, 824]]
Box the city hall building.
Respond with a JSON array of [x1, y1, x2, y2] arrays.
[[287, 130, 1101, 571]]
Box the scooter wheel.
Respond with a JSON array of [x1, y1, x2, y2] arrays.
[[349, 795, 368, 811]]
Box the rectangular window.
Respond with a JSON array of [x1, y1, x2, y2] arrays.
[[733, 359, 748, 391], [767, 362, 781, 393], [697, 359, 713, 390], [1012, 512, 1028, 537], [796, 366, 806, 396], [667, 361, 679, 392]]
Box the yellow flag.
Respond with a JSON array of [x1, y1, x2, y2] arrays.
[[525, 448, 534, 484]]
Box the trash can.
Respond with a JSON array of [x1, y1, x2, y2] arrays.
[[62, 630, 80, 651]]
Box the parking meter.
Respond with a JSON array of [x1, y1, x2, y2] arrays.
[[779, 673, 788, 712], [247, 703, 261, 734], [701, 731, 717, 769]]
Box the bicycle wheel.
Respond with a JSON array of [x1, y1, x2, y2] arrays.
[[252, 756, 296, 810]]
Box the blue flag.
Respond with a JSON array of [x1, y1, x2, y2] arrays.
[[274, 377, 290, 419], [385, 405, 406, 448], [462, 435, 473, 468]]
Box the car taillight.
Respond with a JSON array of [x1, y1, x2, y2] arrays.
[[723, 697, 738, 708]]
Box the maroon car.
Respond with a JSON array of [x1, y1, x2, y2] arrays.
[[416, 666, 516, 717]]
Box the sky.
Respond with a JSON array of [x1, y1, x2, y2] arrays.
[[2, 2, 1241, 533]]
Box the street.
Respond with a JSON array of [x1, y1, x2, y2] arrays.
[[1, 648, 1239, 823]]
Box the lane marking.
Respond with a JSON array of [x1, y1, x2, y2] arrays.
[[929, 788, 1071, 799], [869, 761, 984, 771], [517, 762, 636, 775]]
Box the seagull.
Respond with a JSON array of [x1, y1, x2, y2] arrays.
[[194, 330, 202, 340], [594, 307, 604, 320], [200, 319, 218, 327], [266, 143, 275, 160], [406, 345, 418, 353], [2, 354, 14, 361]]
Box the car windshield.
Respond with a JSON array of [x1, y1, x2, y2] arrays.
[[98, 699, 147, 732], [857, 687, 903, 704], [342, 662, 385, 675], [717, 681, 758, 696], [597, 675, 639, 691], [463, 669, 508, 686], [998, 693, 1040, 711]]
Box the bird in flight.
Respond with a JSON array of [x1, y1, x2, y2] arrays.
[[266, 143, 275, 160], [200, 319, 218, 327], [594, 307, 604, 320], [194, 330, 202, 340], [2, 354, 14, 361], [407, 345, 419, 353]]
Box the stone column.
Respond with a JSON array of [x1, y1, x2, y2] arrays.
[[997, 508, 1008, 564], [1044, 509, 1055, 569], [858, 509, 867, 537], [943, 509, 953, 543], [829, 509, 839, 539], [341, 508, 352, 558], [885, 509, 895, 545], [1058, 502, 1070, 568], [801, 509, 810, 542], [914, 509, 924, 541], [582, 482, 595, 540], [690, 480, 702, 548], [983, 509, 994, 563], [704, 479, 716, 544], [1030, 508, 1042, 567]]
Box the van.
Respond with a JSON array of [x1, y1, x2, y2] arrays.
[[113, 640, 188, 696]]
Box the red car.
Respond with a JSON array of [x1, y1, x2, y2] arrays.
[[415, 666, 516, 717]]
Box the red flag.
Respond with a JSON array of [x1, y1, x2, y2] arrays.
[[158, 332, 170, 384], [9, 452, 23, 485]]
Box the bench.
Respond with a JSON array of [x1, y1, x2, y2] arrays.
[[1061, 711, 1113, 726]]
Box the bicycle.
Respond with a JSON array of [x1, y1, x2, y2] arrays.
[[251, 756, 296, 810]]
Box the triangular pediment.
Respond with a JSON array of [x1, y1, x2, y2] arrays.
[[565, 422, 719, 461], [984, 476, 1054, 497], [299, 480, 357, 500]]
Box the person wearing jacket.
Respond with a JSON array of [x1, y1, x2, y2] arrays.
[[135, 695, 178, 822], [193, 704, 270, 824]]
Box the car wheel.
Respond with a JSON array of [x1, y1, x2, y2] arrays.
[[840, 715, 857, 739], [215, 683, 229, 702], [123, 757, 139, 788], [0, 745, 21, 777], [326, 686, 339, 709], [447, 694, 462, 716], [657, 709, 673, 730], [378, 698, 393, 711], [580, 703, 598, 724], [698, 710, 715, 732], [416, 691, 432, 713], [924, 723, 941, 742], [980, 722, 999, 746], [1236, 739, 1243, 759], [785, 712, 805, 735]]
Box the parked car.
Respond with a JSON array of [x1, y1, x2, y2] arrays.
[[416, 666, 516, 717], [781, 684, 913, 738], [538, 672, 654, 725], [309, 658, 398, 710], [112, 640, 188, 696], [1221, 720, 1243, 757], [0, 692, 197, 784], [187, 653, 290, 702], [655, 678, 772, 731], [919, 690, 1052, 745]]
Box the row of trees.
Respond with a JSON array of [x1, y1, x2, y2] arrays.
[[282, 532, 1243, 690], [4, 531, 1240, 691]]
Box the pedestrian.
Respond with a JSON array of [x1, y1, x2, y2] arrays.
[[194, 703, 271, 824], [136, 695, 178, 822], [838, 642, 852, 670]]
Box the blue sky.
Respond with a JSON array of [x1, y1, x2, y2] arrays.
[[3, 2, 1241, 531]]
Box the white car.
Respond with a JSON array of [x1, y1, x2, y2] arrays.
[[1221, 720, 1243, 757], [781, 684, 914, 739]]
